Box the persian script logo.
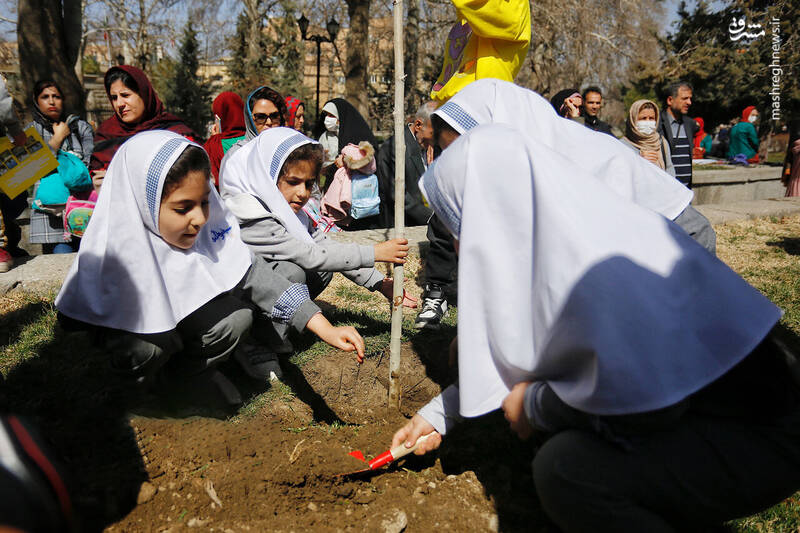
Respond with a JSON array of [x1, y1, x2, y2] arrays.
[[211, 226, 232, 242], [728, 17, 765, 41]]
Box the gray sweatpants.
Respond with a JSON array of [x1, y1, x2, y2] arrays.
[[673, 205, 716, 255], [106, 293, 253, 381]]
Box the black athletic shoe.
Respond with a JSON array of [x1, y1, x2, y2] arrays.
[[414, 284, 448, 330], [234, 342, 283, 382]]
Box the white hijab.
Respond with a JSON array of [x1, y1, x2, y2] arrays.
[[220, 127, 316, 244], [433, 78, 693, 221], [55, 130, 253, 335], [419, 124, 780, 417]]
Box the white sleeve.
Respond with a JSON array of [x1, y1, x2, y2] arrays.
[[417, 383, 462, 435]]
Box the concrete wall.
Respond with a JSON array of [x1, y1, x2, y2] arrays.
[[692, 166, 784, 204]]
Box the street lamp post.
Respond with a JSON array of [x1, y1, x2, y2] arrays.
[[297, 14, 340, 124]]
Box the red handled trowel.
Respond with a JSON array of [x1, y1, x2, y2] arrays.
[[337, 433, 434, 477]]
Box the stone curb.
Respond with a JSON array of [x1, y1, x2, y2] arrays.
[[3, 197, 799, 295]]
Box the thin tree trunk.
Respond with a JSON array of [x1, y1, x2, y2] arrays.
[[243, 0, 262, 72], [344, 0, 370, 119], [18, 0, 86, 115], [388, 0, 405, 410]]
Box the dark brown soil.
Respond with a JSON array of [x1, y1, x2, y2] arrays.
[[104, 345, 555, 532]]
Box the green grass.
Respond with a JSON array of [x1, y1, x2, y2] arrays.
[[767, 151, 787, 165], [0, 292, 58, 376], [717, 216, 800, 530]]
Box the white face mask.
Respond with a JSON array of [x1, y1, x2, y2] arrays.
[[324, 116, 339, 133], [748, 114, 758, 123], [635, 120, 657, 135]]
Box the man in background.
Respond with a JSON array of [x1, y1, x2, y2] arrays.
[[659, 81, 697, 187], [581, 86, 614, 136], [376, 101, 436, 228]]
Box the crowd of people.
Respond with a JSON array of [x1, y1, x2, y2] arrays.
[[2, 61, 800, 532]]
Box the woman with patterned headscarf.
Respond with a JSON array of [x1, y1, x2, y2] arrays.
[[284, 96, 305, 132], [621, 99, 676, 177]]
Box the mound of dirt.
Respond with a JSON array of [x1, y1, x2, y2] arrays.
[[107, 344, 551, 532]]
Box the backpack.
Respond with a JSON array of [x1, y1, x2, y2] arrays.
[[63, 190, 97, 239], [320, 142, 380, 224], [349, 172, 380, 220]]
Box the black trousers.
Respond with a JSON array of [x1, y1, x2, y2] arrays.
[[532, 338, 800, 532], [423, 214, 458, 294]]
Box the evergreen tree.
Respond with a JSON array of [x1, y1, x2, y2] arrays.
[[228, 13, 250, 91], [165, 22, 213, 138], [633, 0, 799, 132]]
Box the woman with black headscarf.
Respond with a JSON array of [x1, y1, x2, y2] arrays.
[[313, 98, 377, 171], [28, 79, 94, 254]]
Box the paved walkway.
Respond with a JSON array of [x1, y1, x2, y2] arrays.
[[3, 197, 800, 295]]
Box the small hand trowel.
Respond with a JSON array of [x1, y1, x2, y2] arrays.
[[338, 433, 434, 477]]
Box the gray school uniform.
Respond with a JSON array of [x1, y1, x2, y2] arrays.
[[104, 255, 322, 380], [232, 197, 385, 291]]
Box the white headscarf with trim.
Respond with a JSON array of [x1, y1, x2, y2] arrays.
[[220, 127, 317, 244], [433, 78, 693, 221], [419, 124, 780, 417], [55, 130, 252, 334]]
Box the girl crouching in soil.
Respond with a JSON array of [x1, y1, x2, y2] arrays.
[[56, 130, 364, 405], [392, 124, 800, 532], [220, 127, 415, 381]]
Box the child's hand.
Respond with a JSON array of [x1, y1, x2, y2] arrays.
[[91, 169, 106, 193], [502, 382, 533, 440], [391, 414, 442, 456], [374, 238, 409, 264], [306, 313, 365, 363], [379, 278, 417, 308]]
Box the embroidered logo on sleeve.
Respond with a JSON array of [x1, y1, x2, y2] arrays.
[[211, 226, 232, 242]]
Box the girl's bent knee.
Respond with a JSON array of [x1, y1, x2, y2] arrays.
[[203, 307, 253, 351]]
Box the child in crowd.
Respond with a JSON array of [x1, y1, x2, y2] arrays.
[[220, 127, 415, 380], [392, 124, 800, 532], [56, 130, 365, 405]]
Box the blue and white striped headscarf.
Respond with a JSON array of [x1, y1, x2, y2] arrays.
[[220, 127, 318, 244], [419, 124, 780, 418], [56, 130, 252, 334]]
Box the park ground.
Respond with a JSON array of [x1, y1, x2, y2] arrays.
[[1, 215, 800, 532]]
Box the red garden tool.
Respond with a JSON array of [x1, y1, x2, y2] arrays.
[[338, 433, 434, 477]]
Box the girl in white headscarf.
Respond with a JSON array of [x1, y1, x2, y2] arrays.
[[391, 124, 800, 531], [431, 78, 717, 255], [220, 128, 415, 376], [56, 130, 365, 403]]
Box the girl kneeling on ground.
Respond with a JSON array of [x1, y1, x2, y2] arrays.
[[220, 127, 415, 381], [392, 124, 800, 532], [56, 131, 364, 405]]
